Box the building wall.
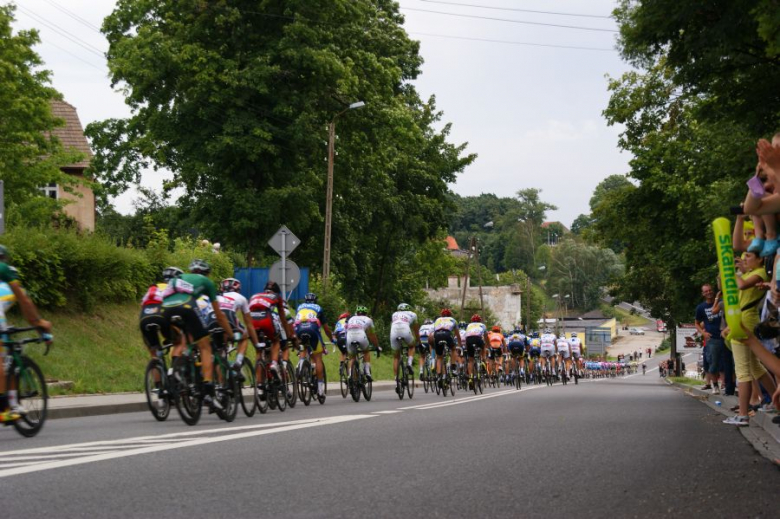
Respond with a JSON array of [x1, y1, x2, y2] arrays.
[[59, 181, 95, 231], [425, 284, 522, 329]]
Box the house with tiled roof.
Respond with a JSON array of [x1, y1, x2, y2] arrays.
[[445, 235, 468, 258], [46, 99, 95, 231]]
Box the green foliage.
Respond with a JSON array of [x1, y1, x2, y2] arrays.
[[0, 5, 85, 224], [88, 0, 475, 309], [2, 226, 234, 311]]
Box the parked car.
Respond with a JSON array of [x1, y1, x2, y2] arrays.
[[656, 319, 667, 332], [629, 327, 646, 335]]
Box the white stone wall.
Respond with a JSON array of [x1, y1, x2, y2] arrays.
[[425, 284, 522, 329]]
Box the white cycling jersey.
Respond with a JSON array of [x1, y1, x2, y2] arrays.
[[418, 324, 434, 343], [569, 338, 582, 352], [390, 310, 417, 348], [217, 291, 250, 314], [556, 339, 570, 358], [540, 333, 556, 347]]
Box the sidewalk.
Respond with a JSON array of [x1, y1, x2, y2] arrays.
[[47, 380, 413, 420], [666, 379, 780, 465]]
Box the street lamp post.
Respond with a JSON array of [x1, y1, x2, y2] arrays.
[[322, 101, 365, 293]]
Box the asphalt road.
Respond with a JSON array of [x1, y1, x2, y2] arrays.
[[1, 357, 777, 518]]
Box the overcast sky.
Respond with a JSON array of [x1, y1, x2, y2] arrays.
[[12, 0, 632, 227]]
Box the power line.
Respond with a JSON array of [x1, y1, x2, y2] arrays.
[[44, 39, 105, 71], [410, 31, 614, 52], [41, 0, 102, 33], [417, 0, 613, 20], [17, 5, 105, 57], [400, 7, 619, 33]]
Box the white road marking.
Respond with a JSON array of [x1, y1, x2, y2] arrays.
[[372, 410, 402, 414], [0, 415, 376, 479]]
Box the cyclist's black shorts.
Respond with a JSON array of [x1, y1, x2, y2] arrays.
[[417, 341, 430, 354], [433, 330, 454, 356], [335, 335, 347, 355], [488, 347, 502, 360], [162, 302, 209, 342], [508, 341, 526, 357], [465, 336, 484, 358], [296, 322, 321, 350], [139, 304, 171, 348]]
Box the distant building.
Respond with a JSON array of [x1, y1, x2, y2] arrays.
[[46, 100, 95, 231], [445, 235, 468, 258], [540, 221, 569, 246]]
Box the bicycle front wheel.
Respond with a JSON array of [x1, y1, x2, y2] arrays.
[[239, 358, 257, 417], [255, 359, 269, 414], [11, 356, 48, 437], [144, 359, 170, 422], [285, 361, 298, 408], [339, 362, 349, 398], [363, 372, 373, 401], [317, 362, 327, 405], [300, 361, 312, 406]]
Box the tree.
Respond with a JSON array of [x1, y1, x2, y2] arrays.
[[589, 175, 633, 213], [0, 5, 83, 226], [570, 214, 593, 236], [614, 0, 780, 134], [89, 0, 475, 305]]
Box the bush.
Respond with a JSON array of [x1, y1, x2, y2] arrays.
[[658, 338, 671, 352], [1, 226, 234, 311]]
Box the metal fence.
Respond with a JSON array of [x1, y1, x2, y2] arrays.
[[234, 267, 309, 303]]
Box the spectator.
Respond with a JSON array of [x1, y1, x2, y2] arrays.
[[722, 250, 778, 426], [695, 284, 725, 394]]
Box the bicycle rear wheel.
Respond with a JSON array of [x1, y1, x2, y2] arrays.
[[255, 359, 269, 414], [406, 366, 414, 399], [239, 358, 257, 417], [275, 372, 287, 412], [350, 362, 361, 402], [300, 361, 312, 406], [363, 372, 373, 401], [11, 357, 48, 437], [422, 364, 431, 393], [285, 361, 298, 408], [339, 362, 349, 398], [144, 359, 170, 422], [317, 362, 327, 404], [174, 358, 202, 426]]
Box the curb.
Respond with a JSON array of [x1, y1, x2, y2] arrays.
[[666, 379, 780, 465], [47, 380, 423, 421]]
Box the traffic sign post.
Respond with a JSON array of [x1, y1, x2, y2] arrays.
[[267, 226, 301, 299]]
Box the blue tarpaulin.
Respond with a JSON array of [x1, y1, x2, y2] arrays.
[[234, 267, 309, 304]]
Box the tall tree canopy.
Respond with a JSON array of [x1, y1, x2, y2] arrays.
[[88, 0, 474, 305]]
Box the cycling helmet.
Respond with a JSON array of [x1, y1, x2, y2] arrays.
[[397, 303, 411, 311], [471, 314, 482, 323], [491, 325, 502, 333], [188, 259, 210, 275], [440, 308, 452, 317], [424, 318, 433, 325], [355, 305, 368, 315], [265, 281, 281, 294], [339, 312, 351, 321], [162, 266, 183, 282], [0, 245, 9, 261], [220, 277, 241, 293], [304, 292, 318, 303], [571, 332, 578, 338]]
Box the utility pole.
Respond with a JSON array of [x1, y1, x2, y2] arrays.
[[322, 120, 336, 294], [460, 238, 472, 321], [473, 237, 484, 312]]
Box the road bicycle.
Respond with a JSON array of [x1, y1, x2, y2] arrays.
[[435, 341, 457, 397], [420, 345, 435, 394], [227, 343, 257, 417], [2, 326, 52, 437], [297, 334, 327, 406], [143, 325, 174, 422], [254, 332, 290, 413], [393, 338, 414, 400], [347, 342, 379, 402]]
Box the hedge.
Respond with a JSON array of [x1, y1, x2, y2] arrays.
[[1, 226, 233, 311]]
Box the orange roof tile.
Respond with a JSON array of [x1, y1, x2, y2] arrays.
[[49, 99, 92, 169], [446, 236, 460, 250]]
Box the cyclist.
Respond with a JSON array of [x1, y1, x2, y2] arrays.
[[248, 281, 295, 377], [294, 293, 333, 400], [433, 308, 461, 387], [556, 333, 572, 380], [465, 314, 488, 387], [539, 328, 557, 378], [334, 311, 351, 373], [569, 332, 583, 375], [506, 328, 527, 380], [216, 278, 260, 372], [390, 303, 419, 386], [417, 318, 435, 379], [162, 259, 234, 411], [140, 266, 182, 359], [346, 305, 379, 381], [0, 246, 52, 423], [642, 361, 647, 375], [487, 326, 505, 378]]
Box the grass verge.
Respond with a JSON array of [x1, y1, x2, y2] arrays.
[[669, 376, 703, 386], [10, 302, 406, 395]]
